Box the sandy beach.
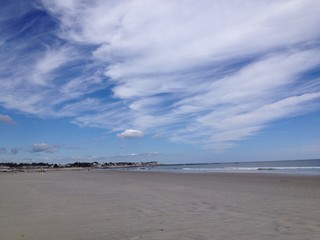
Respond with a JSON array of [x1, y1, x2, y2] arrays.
[[0, 170, 319, 240]]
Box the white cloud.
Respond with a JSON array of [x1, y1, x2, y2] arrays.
[[29, 143, 57, 153], [0, 147, 7, 154], [117, 129, 144, 139], [0, 114, 15, 124], [0, 0, 319, 151], [11, 148, 19, 155]]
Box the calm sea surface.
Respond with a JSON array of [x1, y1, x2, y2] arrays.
[[134, 159, 320, 175]]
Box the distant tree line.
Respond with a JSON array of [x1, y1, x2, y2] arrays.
[[0, 161, 158, 169], [0, 162, 51, 168]]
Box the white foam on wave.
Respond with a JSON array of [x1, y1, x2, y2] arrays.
[[182, 167, 320, 172]]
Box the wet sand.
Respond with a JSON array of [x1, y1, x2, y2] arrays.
[[0, 170, 319, 240]]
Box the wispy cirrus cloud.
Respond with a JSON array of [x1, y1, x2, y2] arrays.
[[0, 0, 320, 151]]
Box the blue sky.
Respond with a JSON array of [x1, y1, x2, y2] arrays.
[[0, 0, 320, 164]]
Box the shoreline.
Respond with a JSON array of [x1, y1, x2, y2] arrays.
[[2, 159, 319, 176], [2, 166, 320, 177]]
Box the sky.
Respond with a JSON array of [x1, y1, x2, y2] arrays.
[[0, 0, 320, 164]]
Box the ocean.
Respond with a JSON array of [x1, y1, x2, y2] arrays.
[[135, 159, 320, 175]]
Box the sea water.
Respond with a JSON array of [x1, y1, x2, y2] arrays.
[[137, 159, 320, 175]]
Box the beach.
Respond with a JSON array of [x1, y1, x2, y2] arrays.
[[0, 171, 319, 240]]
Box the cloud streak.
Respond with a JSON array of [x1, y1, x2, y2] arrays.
[[0, 114, 15, 124], [0, 0, 320, 151]]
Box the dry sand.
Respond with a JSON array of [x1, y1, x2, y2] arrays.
[[0, 170, 319, 240]]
